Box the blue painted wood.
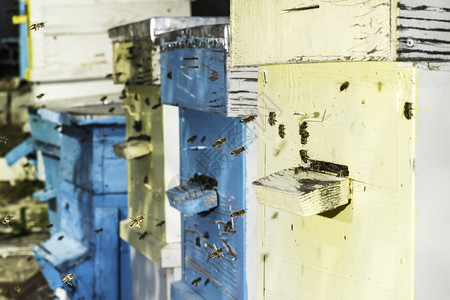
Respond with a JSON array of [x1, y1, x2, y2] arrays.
[[167, 185, 218, 215], [34, 180, 130, 300], [33, 188, 56, 202], [172, 280, 205, 300], [41, 154, 62, 235], [28, 108, 62, 147], [171, 108, 249, 300], [161, 47, 227, 114], [94, 207, 119, 300], [59, 125, 127, 194], [5, 137, 34, 166]]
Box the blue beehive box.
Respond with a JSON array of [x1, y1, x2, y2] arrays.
[[18, 101, 131, 300], [159, 24, 258, 300]]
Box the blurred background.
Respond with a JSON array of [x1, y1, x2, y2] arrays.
[[0, 0, 229, 299]]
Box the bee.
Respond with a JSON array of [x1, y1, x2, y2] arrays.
[[0, 136, 8, 144], [130, 215, 145, 228], [336, 170, 346, 177], [268, 112, 277, 126], [105, 73, 113, 79], [200, 136, 206, 142], [278, 124, 285, 138], [36, 93, 45, 100], [29, 22, 45, 31], [191, 277, 202, 286], [145, 97, 150, 106], [119, 89, 127, 100], [213, 137, 226, 148], [195, 237, 201, 247], [404, 102, 413, 120], [115, 72, 123, 78], [15, 286, 21, 294], [299, 122, 308, 135], [272, 212, 278, 219], [340, 81, 349, 92], [23, 162, 30, 168], [108, 107, 115, 113], [152, 98, 162, 110], [54, 124, 61, 130], [138, 231, 148, 240], [100, 95, 107, 103], [187, 135, 197, 143], [293, 165, 307, 174], [240, 115, 256, 124], [94, 228, 103, 234], [62, 273, 75, 286], [299, 150, 309, 164], [203, 231, 209, 239], [2, 215, 12, 227], [301, 131, 309, 145], [79, 138, 86, 143], [231, 147, 245, 156], [209, 248, 223, 259], [45, 223, 53, 229], [224, 221, 233, 232], [57, 235, 64, 241], [29, 24, 37, 31], [231, 209, 246, 219], [156, 220, 165, 227]]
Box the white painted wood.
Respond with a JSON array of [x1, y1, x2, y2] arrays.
[[0, 157, 33, 184], [257, 62, 415, 299], [27, 0, 191, 81], [227, 65, 258, 117], [163, 105, 181, 244], [415, 66, 450, 299]]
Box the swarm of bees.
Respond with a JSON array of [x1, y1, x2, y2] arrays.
[[2, 215, 12, 227], [62, 273, 75, 286], [191, 277, 202, 286], [29, 22, 45, 31], [268, 112, 277, 126], [231, 209, 245, 219], [130, 215, 145, 228], [404, 102, 413, 120], [240, 115, 256, 124], [212, 137, 226, 148], [231, 147, 245, 156], [278, 124, 285, 138], [0, 136, 8, 144], [209, 247, 223, 259]]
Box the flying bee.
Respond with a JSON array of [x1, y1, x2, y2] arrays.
[[108, 107, 115, 113], [187, 135, 197, 143], [94, 228, 103, 234], [231, 147, 245, 156], [105, 73, 113, 79], [404, 102, 413, 120], [58, 235, 64, 241], [15, 286, 21, 294], [299, 150, 309, 164], [209, 248, 223, 259], [278, 124, 285, 138], [0, 136, 8, 144], [156, 220, 165, 227], [36, 22, 45, 29], [100, 95, 107, 102], [62, 273, 75, 286], [268, 112, 277, 126], [231, 209, 246, 219], [45, 223, 53, 229], [191, 277, 202, 286], [36, 93, 45, 100], [240, 115, 256, 124], [54, 124, 61, 130], [29, 24, 37, 31], [138, 231, 148, 240], [119, 89, 127, 100], [340, 81, 350, 92], [2, 215, 12, 227], [213, 137, 227, 148], [130, 215, 145, 228]]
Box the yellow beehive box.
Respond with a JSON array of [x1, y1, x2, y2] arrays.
[[231, 0, 450, 66], [253, 61, 433, 299]]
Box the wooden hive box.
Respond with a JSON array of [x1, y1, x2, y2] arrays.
[[25, 0, 191, 82], [159, 24, 258, 300], [230, 0, 450, 66], [254, 61, 450, 299]]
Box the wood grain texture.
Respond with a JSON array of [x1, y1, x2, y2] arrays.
[[27, 0, 191, 81], [257, 62, 415, 299], [231, 0, 450, 65]]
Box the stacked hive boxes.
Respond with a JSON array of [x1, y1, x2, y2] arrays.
[[231, 0, 450, 299], [25, 101, 131, 300], [158, 23, 258, 300], [108, 17, 228, 300]]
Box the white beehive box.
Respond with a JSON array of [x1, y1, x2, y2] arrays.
[[26, 0, 191, 82]]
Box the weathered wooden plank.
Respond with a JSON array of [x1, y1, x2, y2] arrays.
[[257, 62, 415, 299]]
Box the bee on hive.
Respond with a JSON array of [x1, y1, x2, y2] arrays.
[[231, 147, 245, 156], [62, 273, 75, 286], [268, 112, 277, 126], [240, 115, 256, 124], [212, 137, 226, 148]]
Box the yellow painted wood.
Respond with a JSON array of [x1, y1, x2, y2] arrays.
[[119, 85, 180, 264], [257, 62, 415, 299], [12, 15, 27, 24], [230, 0, 397, 66]]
